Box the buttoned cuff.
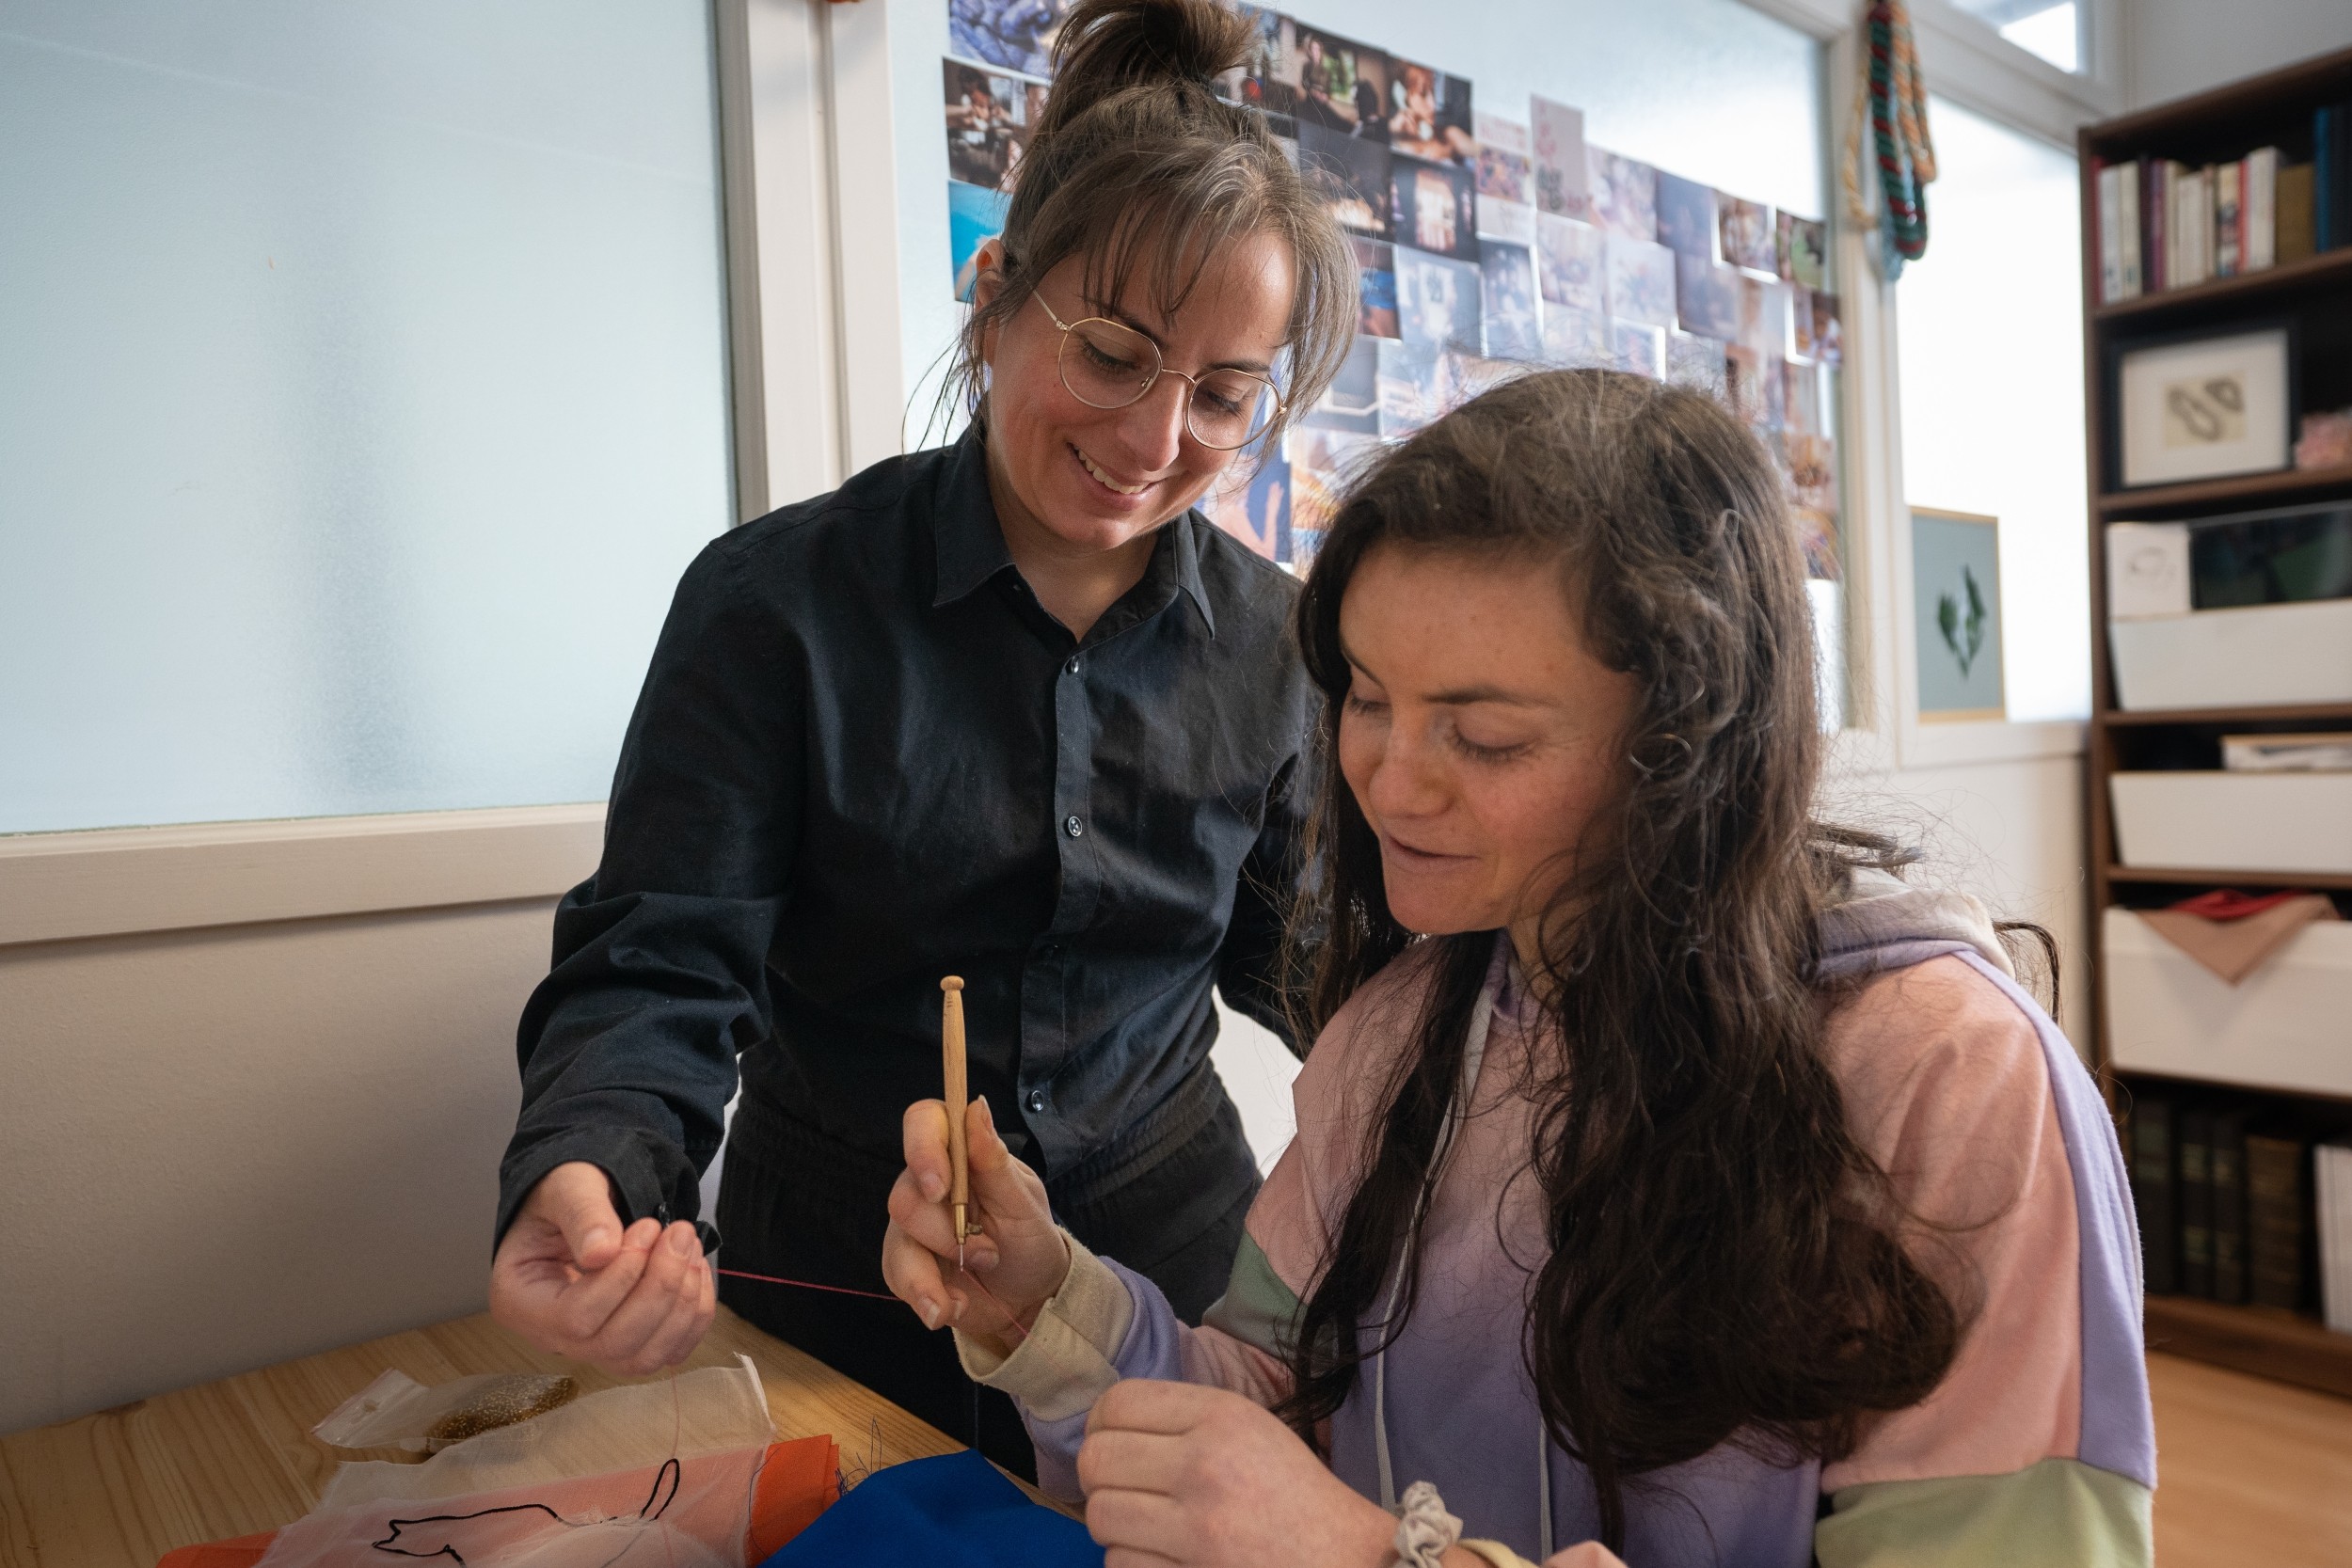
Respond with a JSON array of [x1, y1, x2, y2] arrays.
[[954, 1229, 1136, 1422]]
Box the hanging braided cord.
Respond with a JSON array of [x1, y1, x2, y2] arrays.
[[1839, 0, 1936, 261]]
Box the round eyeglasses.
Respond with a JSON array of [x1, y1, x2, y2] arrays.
[[1032, 294, 1285, 451]]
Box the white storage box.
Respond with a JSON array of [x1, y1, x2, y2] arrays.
[[2108, 596, 2352, 710], [2104, 908, 2352, 1098], [2109, 770, 2352, 873]]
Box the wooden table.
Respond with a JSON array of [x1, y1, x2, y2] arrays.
[[0, 1307, 976, 1568]]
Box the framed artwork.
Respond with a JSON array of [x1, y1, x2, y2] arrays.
[[2111, 324, 2296, 489], [1911, 508, 2006, 722]]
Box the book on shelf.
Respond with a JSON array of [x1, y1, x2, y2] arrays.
[[2180, 1105, 2215, 1298], [2129, 1096, 2179, 1296], [2090, 102, 2352, 302], [2212, 1109, 2249, 1305], [2247, 1131, 2312, 1310], [2321, 1138, 2352, 1333], [2222, 733, 2352, 772]]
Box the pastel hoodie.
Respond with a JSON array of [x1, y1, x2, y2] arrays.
[[959, 870, 2154, 1567]]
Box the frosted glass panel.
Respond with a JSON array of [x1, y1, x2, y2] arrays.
[[1898, 98, 2089, 722], [0, 1, 734, 834]]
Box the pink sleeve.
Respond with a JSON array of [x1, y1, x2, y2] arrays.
[[1819, 958, 2084, 1492]]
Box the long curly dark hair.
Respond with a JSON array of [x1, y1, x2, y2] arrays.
[[1275, 369, 1963, 1549]]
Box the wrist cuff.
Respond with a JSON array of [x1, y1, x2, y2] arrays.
[[953, 1228, 1136, 1422]]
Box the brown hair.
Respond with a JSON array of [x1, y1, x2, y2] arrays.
[[946, 0, 1356, 453], [1278, 369, 1963, 1548]]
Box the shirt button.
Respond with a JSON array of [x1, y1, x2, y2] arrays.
[[1041, 942, 1061, 958], [1025, 1089, 1046, 1114], [1064, 815, 1084, 838], [1064, 656, 1080, 675]]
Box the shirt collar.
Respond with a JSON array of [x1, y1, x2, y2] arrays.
[[930, 430, 1016, 608], [929, 427, 1219, 638]]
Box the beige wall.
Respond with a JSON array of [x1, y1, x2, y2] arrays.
[[0, 810, 598, 1436], [2125, 0, 2352, 110]]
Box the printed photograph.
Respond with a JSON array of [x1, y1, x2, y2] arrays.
[[1291, 24, 1389, 137], [1790, 286, 1817, 360], [1438, 350, 1524, 415], [1674, 254, 1742, 341], [1740, 277, 1791, 356], [1724, 342, 1788, 430], [1473, 112, 1531, 203], [1387, 59, 1473, 164], [1812, 292, 1843, 365], [1376, 338, 1441, 438], [1777, 212, 1827, 289], [1585, 148, 1659, 242], [1218, 5, 1296, 116], [1605, 235, 1677, 329], [1654, 172, 1718, 262], [1200, 449, 1292, 562], [1391, 154, 1479, 259], [1288, 426, 1383, 556], [1530, 96, 1588, 219], [1534, 212, 1604, 312], [1540, 304, 1609, 368], [1792, 502, 1842, 582], [1783, 359, 1824, 436], [944, 59, 1046, 190], [1718, 195, 1777, 274], [1787, 432, 1840, 535], [1303, 336, 1380, 435], [1478, 240, 1541, 360], [1477, 192, 1534, 246], [1612, 320, 1666, 381], [948, 0, 1074, 78], [1298, 122, 1393, 239], [948, 180, 1012, 300], [1666, 331, 1728, 399], [1397, 248, 1485, 356], [1355, 236, 1401, 339]]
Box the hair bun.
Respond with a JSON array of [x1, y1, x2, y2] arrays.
[[1041, 0, 1251, 129]]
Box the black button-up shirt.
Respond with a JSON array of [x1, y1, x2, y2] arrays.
[[496, 433, 1315, 1243]]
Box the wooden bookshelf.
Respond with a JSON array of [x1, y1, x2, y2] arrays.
[[2091, 244, 2352, 323], [2106, 865, 2352, 891], [2079, 48, 2352, 1400], [2143, 1296, 2352, 1401], [2096, 462, 2352, 518]]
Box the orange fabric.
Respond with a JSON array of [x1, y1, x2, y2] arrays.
[[153, 1434, 841, 1568]]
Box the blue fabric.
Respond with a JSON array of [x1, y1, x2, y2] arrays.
[[758, 1449, 1103, 1568]]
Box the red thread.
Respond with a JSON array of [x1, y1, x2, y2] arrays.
[[715, 1263, 1032, 1342], [714, 1266, 899, 1302]]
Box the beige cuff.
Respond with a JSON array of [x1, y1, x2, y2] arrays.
[[952, 1228, 1136, 1422], [1457, 1542, 1539, 1568]]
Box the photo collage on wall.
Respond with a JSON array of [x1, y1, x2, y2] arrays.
[[943, 3, 1844, 578]]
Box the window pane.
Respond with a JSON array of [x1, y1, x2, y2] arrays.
[[1947, 0, 2082, 74], [0, 1, 734, 834], [1897, 97, 2089, 721]]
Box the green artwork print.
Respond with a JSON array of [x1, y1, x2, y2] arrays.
[[1937, 565, 1988, 676], [1912, 509, 2004, 720]]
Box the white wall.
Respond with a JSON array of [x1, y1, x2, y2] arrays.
[[0, 814, 599, 1435], [2124, 0, 2352, 109]]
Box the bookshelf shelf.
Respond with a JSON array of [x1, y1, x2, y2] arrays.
[[2143, 1296, 2352, 1401], [2082, 48, 2352, 1400], [2095, 462, 2352, 518], [2098, 700, 2352, 727], [2091, 245, 2352, 322], [2106, 864, 2352, 891]]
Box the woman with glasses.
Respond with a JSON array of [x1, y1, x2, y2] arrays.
[[484, 0, 1356, 1474]]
